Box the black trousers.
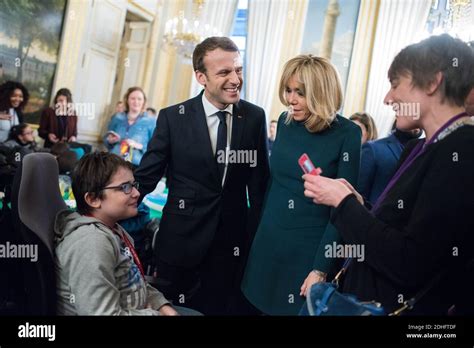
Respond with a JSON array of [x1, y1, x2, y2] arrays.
[[154, 223, 253, 315]]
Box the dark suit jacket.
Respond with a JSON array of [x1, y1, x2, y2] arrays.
[[332, 125, 474, 315], [358, 133, 403, 205], [135, 93, 270, 269]]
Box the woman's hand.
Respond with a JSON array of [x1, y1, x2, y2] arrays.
[[0, 112, 12, 121], [48, 133, 59, 143], [158, 304, 179, 316], [336, 178, 364, 205], [126, 138, 143, 150], [300, 270, 327, 297], [68, 136, 77, 143], [303, 174, 352, 207], [107, 133, 120, 144]]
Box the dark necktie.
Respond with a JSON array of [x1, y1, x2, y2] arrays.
[[215, 111, 227, 182]]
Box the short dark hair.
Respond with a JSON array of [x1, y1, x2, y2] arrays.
[[388, 34, 474, 106], [0, 80, 29, 111], [58, 150, 79, 175], [72, 152, 134, 215], [146, 107, 156, 114], [192, 37, 239, 73], [270, 120, 278, 124], [8, 123, 29, 141]]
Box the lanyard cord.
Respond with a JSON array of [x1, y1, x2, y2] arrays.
[[112, 227, 145, 280]]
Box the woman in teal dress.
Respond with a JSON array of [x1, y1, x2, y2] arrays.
[[241, 55, 361, 315]]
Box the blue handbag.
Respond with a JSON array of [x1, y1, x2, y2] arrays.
[[299, 282, 386, 316], [299, 259, 385, 316], [299, 259, 446, 316]]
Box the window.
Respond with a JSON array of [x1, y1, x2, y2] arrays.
[[230, 0, 248, 98], [300, 0, 360, 92]]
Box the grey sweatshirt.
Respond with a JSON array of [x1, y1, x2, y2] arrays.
[[54, 210, 170, 315]]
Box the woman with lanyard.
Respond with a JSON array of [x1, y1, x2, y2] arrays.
[[104, 87, 156, 168], [0, 81, 29, 143], [302, 34, 474, 315]]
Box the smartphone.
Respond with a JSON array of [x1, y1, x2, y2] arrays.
[[298, 153, 320, 175]]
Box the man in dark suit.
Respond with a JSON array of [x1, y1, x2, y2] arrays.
[[134, 37, 270, 315], [358, 122, 421, 205]]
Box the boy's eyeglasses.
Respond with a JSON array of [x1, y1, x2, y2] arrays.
[[101, 181, 139, 194]]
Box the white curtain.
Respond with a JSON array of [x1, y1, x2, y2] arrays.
[[189, 0, 239, 98], [246, 0, 290, 120], [268, 0, 309, 121], [364, 0, 431, 137]]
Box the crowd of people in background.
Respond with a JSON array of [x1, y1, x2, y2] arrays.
[[0, 34, 473, 316]]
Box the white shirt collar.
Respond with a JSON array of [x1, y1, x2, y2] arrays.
[[202, 92, 233, 117]]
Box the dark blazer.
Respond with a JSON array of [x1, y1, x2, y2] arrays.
[[358, 133, 403, 205], [134, 92, 270, 269], [39, 107, 78, 148], [332, 124, 474, 315]]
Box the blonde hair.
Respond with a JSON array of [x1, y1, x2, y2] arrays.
[[279, 55, 343, 133], [349, 112, 378, 141]]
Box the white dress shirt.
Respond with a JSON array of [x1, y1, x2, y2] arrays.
[[202, 93, 233, 185]]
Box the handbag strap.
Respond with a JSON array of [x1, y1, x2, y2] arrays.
[[390, 269, 447, 316], [309, 284, 337, 316], [391, 257, 474, 315], [332, 258, 352, 287]]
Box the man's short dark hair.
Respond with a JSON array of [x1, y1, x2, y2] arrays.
[[146, 107, 156, 114], [388, 34, 474, 106], [270, 120, 278, 124], [72, 152, 134, 215], [192, 37, 239, 74]]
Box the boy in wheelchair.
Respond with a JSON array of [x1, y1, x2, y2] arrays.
[[54, 152, 180, 315]]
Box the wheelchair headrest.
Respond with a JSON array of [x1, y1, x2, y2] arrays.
[[18, 153, 67, 255]]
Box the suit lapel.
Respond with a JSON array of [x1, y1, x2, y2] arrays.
[[189, 94, 221, 184]]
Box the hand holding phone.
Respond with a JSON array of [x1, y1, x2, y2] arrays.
[[298, 153, 322, 175]]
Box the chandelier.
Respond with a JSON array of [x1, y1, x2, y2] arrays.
[[425, 0, 473, 42], [163, 0, 222, 62]]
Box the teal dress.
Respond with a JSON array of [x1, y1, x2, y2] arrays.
[[241, 113, 361, 315]]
